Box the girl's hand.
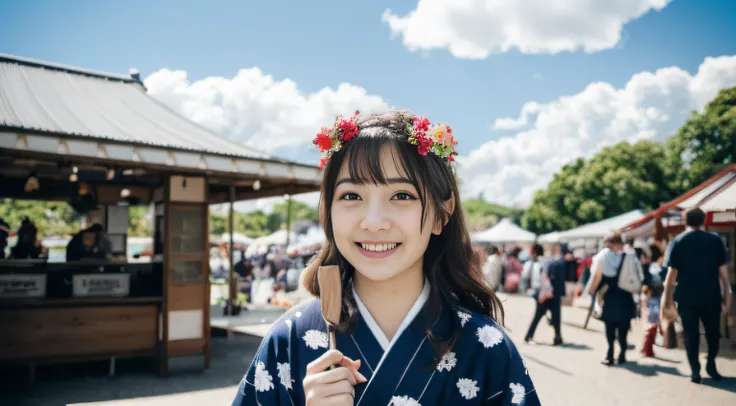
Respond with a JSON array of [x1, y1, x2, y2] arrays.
[[303, 349, 368, 406]]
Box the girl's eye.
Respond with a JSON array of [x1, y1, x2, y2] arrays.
[[392, 192, 416, 201], [339, 192, 361, 201]]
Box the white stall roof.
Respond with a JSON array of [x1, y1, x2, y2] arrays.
[[558, 210, 645, 241], [471, 218, 536, 244]]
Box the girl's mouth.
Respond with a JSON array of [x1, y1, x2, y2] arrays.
[[355, 242, 401, 259]]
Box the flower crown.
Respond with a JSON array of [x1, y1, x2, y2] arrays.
[[312, 111, 458, 169]]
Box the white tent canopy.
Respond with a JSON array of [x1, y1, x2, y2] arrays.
[[537, 231, 561, 244], [471, 218, 536, 244], [287, 227, 326, 253], [557, 210, 645, 241], [219, 232, 254, 246], [252, 229, 295, 247], [245, 229, 297, 257]]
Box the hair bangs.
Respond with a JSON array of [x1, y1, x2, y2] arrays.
[[339, 134, 440, 228]]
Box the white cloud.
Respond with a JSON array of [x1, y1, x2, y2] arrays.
[[492, 102, 541, 130], [144, 68, 390, 152], [457, 55, 736, 207], [145, 67, 390, 214], [382, 0, 672, 58]]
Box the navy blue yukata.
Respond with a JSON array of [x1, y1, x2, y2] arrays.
[[231, 281, 540, 406]]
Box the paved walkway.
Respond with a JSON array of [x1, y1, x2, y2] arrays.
[[4, 295, 735, 405]]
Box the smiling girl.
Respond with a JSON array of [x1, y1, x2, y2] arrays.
[[232, 111, 540, 406]]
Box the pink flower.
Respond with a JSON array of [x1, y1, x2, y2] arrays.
[[416, 134, 434, 156], [319, 157, 328, 170], [413, 117, 430, 132], [313, 128, 333, 152]]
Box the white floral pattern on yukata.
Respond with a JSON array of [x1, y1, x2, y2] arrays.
[[457, 311, 471, 327], [476, 325, 504, 348], [302, 329, 328, 350], [284, 319, 292, 329], [437, 352, 457, 372], [457, 378, 479, 400], [389, 395, 422, 406], [276, 362, 293, 390], [510, 383, 526, 404], [253, 361, 274, 392]]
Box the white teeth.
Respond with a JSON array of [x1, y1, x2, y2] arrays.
[[360, 243, 398, 252]]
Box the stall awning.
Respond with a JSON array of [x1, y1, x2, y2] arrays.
[[557, 210, 645, 241], [0, 53, 321, 185], [700, 176, 736, 212]]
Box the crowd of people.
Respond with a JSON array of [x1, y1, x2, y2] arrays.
[[476, 207, 733, 384]]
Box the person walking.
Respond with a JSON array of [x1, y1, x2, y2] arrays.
[[504, 247, 524, 293], [640, 245, 666, 358], [588, 234, 639, 366], [524, 243, 565, 346], [482, 245, 504, 291], [661, 208, 733, 383]]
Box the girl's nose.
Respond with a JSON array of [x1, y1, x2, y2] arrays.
[[359, 201, 391, 232]]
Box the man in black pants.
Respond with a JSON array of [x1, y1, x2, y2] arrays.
[[662, 208, 733, 383], [525, 243, 565, 346]]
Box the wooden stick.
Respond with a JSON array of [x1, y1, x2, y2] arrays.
[[318, 265, 342, 352]]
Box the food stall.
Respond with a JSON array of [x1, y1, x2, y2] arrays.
[[620, 164, 736, 345], [621, 164, 736, 284], [0, 53, 321, 381]]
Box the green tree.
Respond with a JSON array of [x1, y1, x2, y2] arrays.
[[462, 198, 524, 231], [208, 200, 318, 239], [522, 141, 678, 234], [666, 86, 736, 190], [0, 199, 79, 237], [236, 210, 270, 238], [128, 205, 152, 237], [265, 200, 319, 233]]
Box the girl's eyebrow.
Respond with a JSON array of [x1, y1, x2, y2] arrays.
[[335, 177, 413, 188]]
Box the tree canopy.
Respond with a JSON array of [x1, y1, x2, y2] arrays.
[[462, 198, 524, 232], [522, 86, 736, 234], [521, 141, 677, 234]]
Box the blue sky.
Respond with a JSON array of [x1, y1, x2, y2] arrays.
[[2, 0, 735, 208]]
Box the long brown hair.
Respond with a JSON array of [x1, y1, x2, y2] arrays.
[[303, 111, 504, 357]]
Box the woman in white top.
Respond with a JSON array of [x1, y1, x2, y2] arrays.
[[482, 245, 504, 291], [588, 234, 638, 366]]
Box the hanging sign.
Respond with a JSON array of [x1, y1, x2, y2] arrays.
[[0, 274, 46, 298], [73, 274, 130, 297]]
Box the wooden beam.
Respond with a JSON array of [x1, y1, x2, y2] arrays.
[[208, 183, 320, 204]]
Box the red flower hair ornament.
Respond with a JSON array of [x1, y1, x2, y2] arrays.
[[312, 111, 458, 170]]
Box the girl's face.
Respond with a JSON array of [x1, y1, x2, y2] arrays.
[[331, 146, 439, 283]]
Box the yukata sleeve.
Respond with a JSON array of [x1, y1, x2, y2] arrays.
[[486, 338, 541, 406], [232, 325, 296, 406]]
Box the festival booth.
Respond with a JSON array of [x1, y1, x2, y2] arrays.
[[536, 210, 645, 307], [555, 210, 646, 257], [620, 165, 736, 348], [621, 164, 736, 285], [0, 54, 321, 381]]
